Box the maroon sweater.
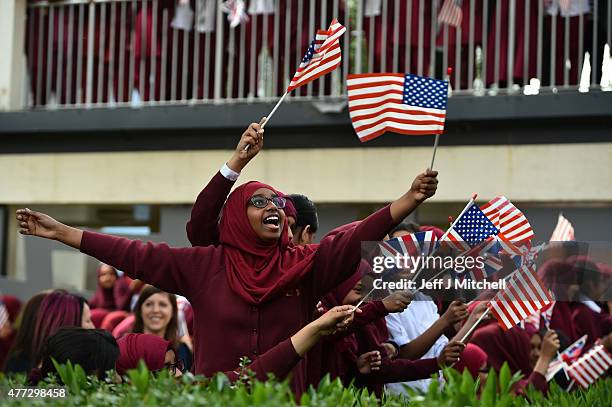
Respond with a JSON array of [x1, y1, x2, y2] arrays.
[[80, 203, 395, 392]]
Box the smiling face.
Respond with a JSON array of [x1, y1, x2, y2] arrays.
[[246, 188, 286, 242], [141, 293, 173, 338]]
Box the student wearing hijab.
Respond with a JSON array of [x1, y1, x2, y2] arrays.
[[469, 321, 560, 394], [3, 291, 50, 374], [31, 327, 119, 385], [89, 263, 133, 312], [15, 120, 439, 393], [131, 285, 193, 372], [118, 304, 358, 381], [461, 330, 560, 395]]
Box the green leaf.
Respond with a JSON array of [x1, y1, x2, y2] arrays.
[[499, 362, 512, 394], [481, 367, 497, 407]]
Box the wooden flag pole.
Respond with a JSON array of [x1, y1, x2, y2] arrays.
[[429, 134, 441, 169], [459, 307, 490, 343], [429, 67, 452, 169], [243, 91, 289, 151]]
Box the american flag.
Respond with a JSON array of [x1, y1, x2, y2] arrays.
[[286, 19, 346, 92], [437, 0, 463, 28], [480, 196, 534, 243], [567, 343, 612, 389], [487, 264, 554, 331], [346, 73, 448, 142], [443, 204, 499, 252], [546, 333, 587, 381], [550, 213, 575, 242]]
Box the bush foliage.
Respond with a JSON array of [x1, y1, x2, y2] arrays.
[[0, 361, 610, 406]]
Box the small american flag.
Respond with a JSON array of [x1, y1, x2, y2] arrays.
[[443, 204, 499, 252], [546, 332, 587, 381], [550, 213, 575, 242], [480, 196, 534, 243], [567, 343, 612, 389], [437, 0, 463, 28], [347, 73, 448, 142], [287, 19, 346, 92], [488, 264, 554, 331]]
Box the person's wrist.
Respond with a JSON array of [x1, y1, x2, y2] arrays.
[[227, 155, 247, 173]]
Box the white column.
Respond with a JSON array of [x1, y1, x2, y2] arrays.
[[0, 0, 27, 111]]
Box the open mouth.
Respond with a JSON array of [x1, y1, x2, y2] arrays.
[[262, 214, 280, 230]]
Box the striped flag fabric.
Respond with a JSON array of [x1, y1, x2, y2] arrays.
[[0, 299, 9, 331], [487, 264, 554, 331], [346, 73, 448, 142], [443, 203, 499, 252], [549, 213, 575, 242], [546, 333, 587, 381], [567, 343, 612, 388], [437, 0, 463, 28], [286, 19, 346, 92], [480, 196, 534, 243]]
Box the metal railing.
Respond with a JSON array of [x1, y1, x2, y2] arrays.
[[24, 0, 612, 109]]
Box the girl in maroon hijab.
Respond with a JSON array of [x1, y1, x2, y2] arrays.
[[89, 263, 132, 312], [15, 120, 439, 394], [469, 321, 560, 394]]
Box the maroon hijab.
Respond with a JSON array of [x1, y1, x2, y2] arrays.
[[219, 181, 317, 304], [455, 343, 488, 379], [470, 322, 532, 375], [116, 333, 173, 375]]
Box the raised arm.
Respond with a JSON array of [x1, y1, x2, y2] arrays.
[[16, 209, 211, 299], [186, 118, 266, 247], [313, 170, 438, 297]]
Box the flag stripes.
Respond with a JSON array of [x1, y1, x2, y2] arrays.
[[568, 344, 612, 388]]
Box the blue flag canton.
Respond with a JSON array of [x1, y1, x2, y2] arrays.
[[302, 39, 317, 64], [403, 74, 448, 110], [454, 205, 499, 247]]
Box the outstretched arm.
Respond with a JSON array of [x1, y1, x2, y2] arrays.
[[186, 117, 266, 246], [16, 209, 211, 298], [314, 170, 439, 297]]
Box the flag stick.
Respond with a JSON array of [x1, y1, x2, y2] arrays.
[[429, 133, 441, 169], [459, 307, 490, 343], [243, 91, 289, 151]]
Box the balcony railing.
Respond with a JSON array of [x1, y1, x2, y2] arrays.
[[25, 0, 612, 109]]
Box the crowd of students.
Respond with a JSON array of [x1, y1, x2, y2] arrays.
[[1, 119, 611, 399]]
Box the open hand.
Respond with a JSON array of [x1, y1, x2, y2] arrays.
[[357, 350, 382, 374], [409, 170, 438, 204], [16, 208, 63, 240]]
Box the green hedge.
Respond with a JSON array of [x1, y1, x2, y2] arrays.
[[0, 361, 610, 406]]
